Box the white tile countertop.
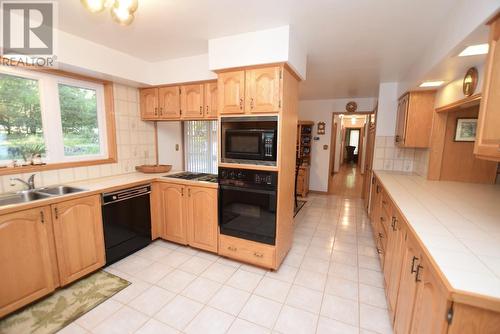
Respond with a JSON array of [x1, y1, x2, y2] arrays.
[[374, 170, 500, 299], [0, 171, 218, 215]]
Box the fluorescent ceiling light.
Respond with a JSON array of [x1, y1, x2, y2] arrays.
[[458, 44, 489, 57], [419, 81, 445, 88]]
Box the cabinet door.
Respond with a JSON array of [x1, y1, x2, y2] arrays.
[[394, 233, 421, 334], [52, 195, 105, 285], [410, 255, 449, 334], [140, 88, 159, 120], [246, 67, 281, 113], [158, 86, 181, 119], [474, 16, 500, 161], [186, 186, 218, 252], [204, 82, 218, 119], [447, 303, 500, 334], [385, 212, 406, 317], [0, 207, 55, 317], [395, 94, 409, 145], [218, 70, 245, 114], [181, 84, 204, 119], [158, 183, 187, 244]]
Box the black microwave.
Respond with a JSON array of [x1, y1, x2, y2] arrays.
[[225, 129, 277, 161]]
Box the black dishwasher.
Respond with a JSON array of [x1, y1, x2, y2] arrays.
[[101, 185, 152, 265]]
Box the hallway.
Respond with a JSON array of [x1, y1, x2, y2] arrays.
[[328, 163, 364, 198]]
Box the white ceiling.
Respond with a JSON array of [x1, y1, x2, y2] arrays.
[[58, 0, 461, 99]]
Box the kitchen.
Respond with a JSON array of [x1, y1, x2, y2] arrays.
[[0, 1, 500, 334]]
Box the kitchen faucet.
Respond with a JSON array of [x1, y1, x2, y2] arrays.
[[10, 174, 36, 190]]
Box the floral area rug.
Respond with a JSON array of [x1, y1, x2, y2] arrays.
[[0, 270, 130, 334]]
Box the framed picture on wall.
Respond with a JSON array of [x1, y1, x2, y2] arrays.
[[454, 118, 477, 142]]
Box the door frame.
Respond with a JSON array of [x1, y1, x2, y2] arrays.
[[329, 121, 338, 176]]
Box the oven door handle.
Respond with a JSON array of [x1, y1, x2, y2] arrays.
[[219, 185, 276, 195]]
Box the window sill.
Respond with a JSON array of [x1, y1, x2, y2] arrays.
[[0, 158, 117, 176]]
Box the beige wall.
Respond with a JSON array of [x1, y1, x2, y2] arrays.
[[0, 84, 156, 193]]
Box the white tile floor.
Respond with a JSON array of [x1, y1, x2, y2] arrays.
[[58, 194, 393, 334]]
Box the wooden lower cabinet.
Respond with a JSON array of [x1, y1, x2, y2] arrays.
[[156, 182, 188, 244], [296, 166, 310, 197], [219, 234, 275, 269], [0, 206, 55, 317], [393, 228, 423, 334], [410, 255, 449, 334], [155, 182, 218, 252], [186, 186, 218, 252], [52, 195, 105, 286], [369, 174, 500, 334]]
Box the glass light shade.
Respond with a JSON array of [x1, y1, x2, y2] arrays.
[[114, 0, 138, 13], [111, 6, 135, 25], [81, 0, 106, 13]]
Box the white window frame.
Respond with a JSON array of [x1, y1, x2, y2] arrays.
[[0, 66, 108, 165]]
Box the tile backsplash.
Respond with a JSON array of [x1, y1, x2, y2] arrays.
[[373, 136, 428, 175], [0, 84, 156, 194]]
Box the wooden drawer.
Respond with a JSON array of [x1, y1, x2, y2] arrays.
[[219, 235, 275, 269]]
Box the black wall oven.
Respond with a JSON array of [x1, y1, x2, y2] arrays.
[[218, 167, 277, 245]]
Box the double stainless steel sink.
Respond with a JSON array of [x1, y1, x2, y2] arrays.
[[0, 186, 86, 207]]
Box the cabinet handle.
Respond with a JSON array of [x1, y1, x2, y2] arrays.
[[254, 252, 263, 258], [199, 106, 202, 115], [391, 217, 397, 231], [154, 107, 158, 116], [228, 246, 237, 251], [40, 211, 45, 224], [415, 265, 423, 282], [380, 216, 385, 222], [181, 188, 184, 196], [239, 98, 243, 110], [188, 188, 191, 197], [250, 98, 254, 109], [376, 185, 380, 193], [159, 107, 163, 116], [378, 232, 383, 239], [382, 200, 387, 206], [376, 248, 382, 254], [54, 207, 59, 219], [411, 256, 419, 274]]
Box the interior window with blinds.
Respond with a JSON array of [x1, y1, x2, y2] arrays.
[[184, 121, 218, 174]]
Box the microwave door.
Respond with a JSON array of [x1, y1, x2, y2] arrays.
[[225, 131, 263, 160]]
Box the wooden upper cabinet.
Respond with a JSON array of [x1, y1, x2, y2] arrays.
[[395, 91, 436, 148], [140, 88, 159, 119], [52, 195, 105, 285], [246, 67, 281, 113], [157, 182, 187, 244], [181, 84, 204, 119], [186, 186, 218, 252], [218, 70, 245, 115], [204, 82, 218, 119], [0, 207, 55, 317], [474, 15, 500, 161], [410, 255, 450, 334], [158, 86, 181, 119]]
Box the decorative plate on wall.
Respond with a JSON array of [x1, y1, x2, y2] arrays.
[[346, 101, 358, 112], [463, 67, 478, 97]]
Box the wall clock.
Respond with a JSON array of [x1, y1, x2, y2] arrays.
[[346, 101, 357, 112], [463, 67, 478, 97]]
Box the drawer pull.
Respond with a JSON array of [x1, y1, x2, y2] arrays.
[[378, 232, 384, 239], [415, 265, 423, 282], [391, 217, 397, 231], [376, 248, 382, 254], [227, 246, 237, 251], [254, 252, 264, 258], [411, 256, 419, 274]]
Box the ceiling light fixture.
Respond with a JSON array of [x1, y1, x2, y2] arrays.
[[458, 43, 489, 57], [419, 81, 445, 88], [81, 0, 138, 25]]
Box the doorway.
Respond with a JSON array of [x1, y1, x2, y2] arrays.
[[328, 113, 372, 197]]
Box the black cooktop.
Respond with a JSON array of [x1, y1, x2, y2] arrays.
[[163, 172, 218, 183]]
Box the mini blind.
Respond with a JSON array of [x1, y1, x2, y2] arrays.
[[184, 120, 218, 174]]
